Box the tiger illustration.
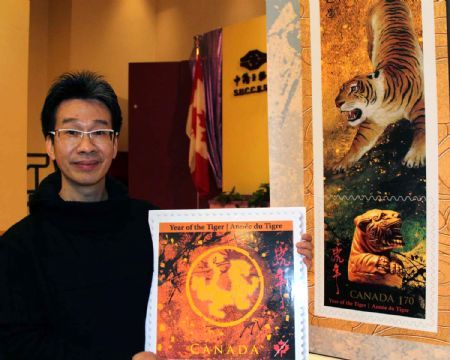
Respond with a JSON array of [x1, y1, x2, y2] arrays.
[[334, 0, 424, 171], [191, 251, 260, 319], [348, 209, 405, 288]]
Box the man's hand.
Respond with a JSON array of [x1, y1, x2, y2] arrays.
[[296, 233, 313, 269], [132, 352, 158, 360]]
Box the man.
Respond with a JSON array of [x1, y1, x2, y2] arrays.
[[0, 71, 312, 359]]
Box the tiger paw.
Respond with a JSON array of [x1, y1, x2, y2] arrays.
[[389, 261, 404, 275], [332, 157, 354, 172], [376, 256, 390, 274], [402, 147, 425, 168]]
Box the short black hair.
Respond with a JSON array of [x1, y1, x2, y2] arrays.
[[41, 71, 122, 136]]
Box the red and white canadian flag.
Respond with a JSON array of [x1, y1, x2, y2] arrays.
[[186, 51, 210, 196]]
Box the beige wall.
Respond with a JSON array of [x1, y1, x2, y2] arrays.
[[222, 16, 269, 194], [48, 0, 72, 83], [28, 0, 48, 152], [28, 0, 157, 154], [27, 0, 265, 155], [28, 0, 53, 189], [70, 0, 158, 151], [0, 0, 29, 230], [155, 0, 265, 61]]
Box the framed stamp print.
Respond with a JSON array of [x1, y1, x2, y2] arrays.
[[145, 207, 308, 359]]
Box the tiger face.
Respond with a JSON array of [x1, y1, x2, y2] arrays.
[[354, 209, 404, 253], [335, 70, 382, 127], [349, 208, 405, 287]]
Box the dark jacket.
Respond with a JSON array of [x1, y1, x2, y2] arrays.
[[0, 173, 154, 359]]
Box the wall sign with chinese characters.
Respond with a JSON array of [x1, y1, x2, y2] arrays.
[[145, 208, 309, 359], [233, 49, 267, 96]]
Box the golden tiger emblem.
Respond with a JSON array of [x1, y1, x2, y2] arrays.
[[334, 0, 424, 171], [348, 209, 405, 288], [190, 251, 260, 319]]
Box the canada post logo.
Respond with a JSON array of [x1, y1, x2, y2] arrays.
[[233, 49, 267, 96]]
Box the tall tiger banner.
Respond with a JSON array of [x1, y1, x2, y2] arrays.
[[311, 0, 439, 331]]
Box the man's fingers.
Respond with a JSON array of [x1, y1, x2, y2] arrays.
[[296, 239, 313, 257], [296, 233, 313, 269], [302, 256, 312, 269], [132, 352, 158, 360], [296, 242, 312, 254], [301, 233, 312, 242]]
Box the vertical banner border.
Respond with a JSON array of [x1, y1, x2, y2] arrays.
[[311, 0, 439, 332]]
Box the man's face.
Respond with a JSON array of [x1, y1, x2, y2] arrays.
[[46, 98, 118, 200]]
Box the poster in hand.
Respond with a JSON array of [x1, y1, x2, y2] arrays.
[[145, 208, 308, 359]]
